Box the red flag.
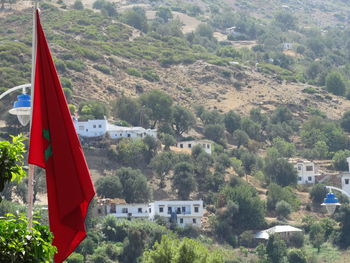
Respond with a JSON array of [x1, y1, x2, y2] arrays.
[[28, 10, 95, 263]]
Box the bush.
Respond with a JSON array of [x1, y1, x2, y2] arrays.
[[0, 213, 56, 262], [289, 232, 304, 248], [309, 184, 327, 205], [275, 200, 292, 219], [287, 249, 307, 263], [142, 70, 160, 82], [66, 252, 84, 263], [126, 67, 142, 77], [332, 150, 350, 171], [326, 72, 346, 96], [72, 0, 84, 10], [93, 64, 112, 74]]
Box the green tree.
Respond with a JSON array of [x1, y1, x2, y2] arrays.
[[156, 7, 173, 22], [204, 124, 226, 145], [171, 105, 196, 135], [113, 95, 144, 126], [215, 184, 266, 238], [275, 200, 292, 219], [287, 249, 307, 263], [341, 110, 350, 132], [274, 12, 297, 30], [72, 0, 83, 10], [241, 117, 261, 140], [160, 134, 176, 150], [78, 100, 108, 120], [271, 137, 295, 158], [140, 90, 173, 128], [150, 151, 177, 187], [95, 176, 123, 198], [309, 184, 327, 205], [326, 72, 346, 96], [267, 183, 299, 211], [66, 252, 84, 263], [122, 7, 148, 32], [264, 149, 297, 186], [117, 167, 152, 203], [335, 205, 350, 248], [141, 235, 224, 263], [0, 214, 56, 262], [332, 150, 350, 170], [0, 135, 26, 197], [266, 234, 287, 263], [173, 162, 196, 199], [195, 23, 214, 39], [224, 110, 241, 134], [116, 138, 147, 167], [309, 223, 325, 252]]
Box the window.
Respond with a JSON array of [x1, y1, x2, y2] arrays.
[[194, 206, 199, 213], [110, 204, 116, 213], [207, 144, 210, 149], [168, 207, 172, 214], [306, 165, 313, 171], [149, 208, 151, 213], [180, 144, 183, 148], [120, 133, 122, 136], [93, 125, 96, 128], [177, 207, 181, 214], [188, 144, 192, 148], [192, 218, 196, 224], [98, 124, 102, 128], [127, 134, 131, 137], [308, 177, 312, 181], [345, 179, 349, 185], [86, 129, 88, 131], [298, 165, 302, 171], [179, 218, 183, 224], [159, 207, 164, 213], [98, 208, 102, 214], [182, 207, 186, 213], [138, 208, 142, 213], [298, 177, 302, 181], [122, 208, 128, 213]]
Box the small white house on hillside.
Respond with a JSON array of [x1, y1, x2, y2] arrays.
[[99, 199, 204, 227], [148, 200, 204, 228], [291, 159, 319, 184], [340, 157, 350, 195], [74, 118, 157, 139], [176, 140, 213, 155]]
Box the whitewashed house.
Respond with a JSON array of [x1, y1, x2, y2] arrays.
[[340, 157, 350, 195], [176, 140, 212, 155], [282, 43, 293, 50], [107, 203, 149, 219], [148, 200, 204, 228], [101, 199, 204, 227], [74, 118, 157, 139], [292, 160, 318, 184]]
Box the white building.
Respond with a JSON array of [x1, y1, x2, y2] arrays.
[[107, 203, 149, 219], [148, 200, 204, 228], [102, 199, 204, 227], [293, 160, 318, 184], [74, 118, 157, 139], [282, 43, 293, 50], [341, 157, 350, 195], [176, 140, 212, 155]]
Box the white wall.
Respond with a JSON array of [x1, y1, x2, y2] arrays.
[[176, 141, 212, 154], [295, 162, 315, 184]]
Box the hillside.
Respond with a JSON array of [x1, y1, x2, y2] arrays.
[[3, 1, 350, 262]]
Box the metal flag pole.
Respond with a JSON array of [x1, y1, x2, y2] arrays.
[[27, 0, 38, 229]]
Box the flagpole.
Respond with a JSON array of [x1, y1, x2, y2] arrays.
[[27, 0, 38, 229]]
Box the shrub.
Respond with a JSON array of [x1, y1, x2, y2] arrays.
[[275, 200, 292, 219], [93, 64, 112, 75], [126, 67, 142, 77], [72, 0, 84, 10], [142, 70, 160, 82]]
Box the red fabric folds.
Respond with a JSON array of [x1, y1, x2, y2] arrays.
[[28, 10, 95, 263]]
